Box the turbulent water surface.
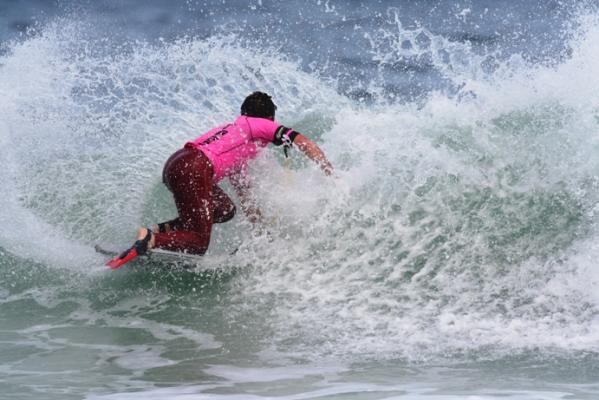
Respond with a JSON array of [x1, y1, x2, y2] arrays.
[[2, 1, 599, 399]]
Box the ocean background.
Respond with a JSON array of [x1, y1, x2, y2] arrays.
[[2, 0, 599, 398]]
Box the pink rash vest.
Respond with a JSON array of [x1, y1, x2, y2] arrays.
[[186, 116, 298, 182]]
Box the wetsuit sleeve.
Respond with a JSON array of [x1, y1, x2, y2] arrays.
[[248, 117, 299, 146], [272, 125, 299, 147]]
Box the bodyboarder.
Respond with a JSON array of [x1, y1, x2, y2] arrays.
[[107, 91, 333, 268]]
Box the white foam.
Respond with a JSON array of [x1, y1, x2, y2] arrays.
[[3, 12, 599, 363]]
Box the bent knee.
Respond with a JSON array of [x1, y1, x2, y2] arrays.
[[214, 204, 236, 223]]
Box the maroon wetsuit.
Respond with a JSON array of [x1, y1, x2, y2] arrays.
[[152, 144, 236, 254], [152, 116, 297, 255]]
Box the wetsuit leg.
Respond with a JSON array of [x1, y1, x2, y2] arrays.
[[213, 185, 236, 223], [156, 184, 235, 229], [153, 147, 214, 255]]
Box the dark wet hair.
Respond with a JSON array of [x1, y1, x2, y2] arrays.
[[240, 91, 277, 119]]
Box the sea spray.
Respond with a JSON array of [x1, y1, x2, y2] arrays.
[[1, 10, 599, 365], [0, 20, 343, 269], [233, 13, 599, 361]]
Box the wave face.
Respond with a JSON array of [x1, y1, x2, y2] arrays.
[[2, 2, 599, 373]]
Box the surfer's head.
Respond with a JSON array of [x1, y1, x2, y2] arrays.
[[241, 91, 277, 120]]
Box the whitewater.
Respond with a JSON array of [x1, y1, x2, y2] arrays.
[[1, 1, 599, 399]]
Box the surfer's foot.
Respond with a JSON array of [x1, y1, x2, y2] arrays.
[[135, 227, 155, 255], [105, 228, 154, 269]]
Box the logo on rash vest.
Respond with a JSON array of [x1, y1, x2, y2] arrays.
[[199, 124, 232, 146]]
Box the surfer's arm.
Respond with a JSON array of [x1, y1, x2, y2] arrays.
[[293, 133, 334, 176]]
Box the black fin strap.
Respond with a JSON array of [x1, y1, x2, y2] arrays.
[[133, 228, 153, 255]]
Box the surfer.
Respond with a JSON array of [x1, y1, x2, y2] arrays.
[[107, 91, 334, 268]]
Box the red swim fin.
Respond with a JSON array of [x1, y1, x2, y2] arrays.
[[106, 247, 139, 269], [105, 229, 153, 270]]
